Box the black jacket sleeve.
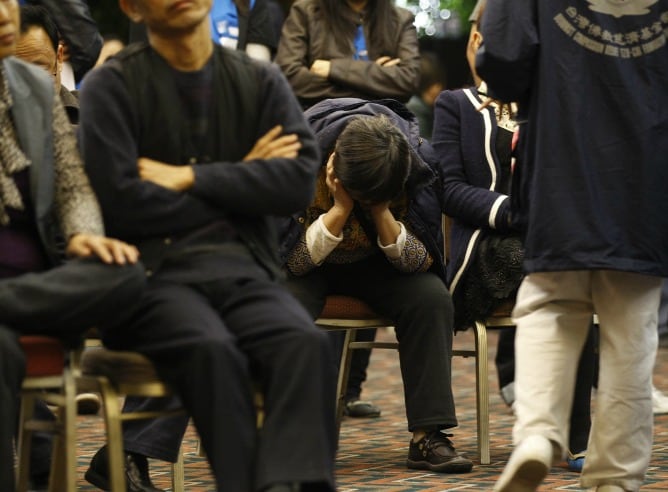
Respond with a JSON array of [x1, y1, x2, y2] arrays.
[[190, 62, 321, 217], [78, 65, 224, 240]]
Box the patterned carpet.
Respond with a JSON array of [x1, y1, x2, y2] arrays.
[[69, 328, 668, 491]]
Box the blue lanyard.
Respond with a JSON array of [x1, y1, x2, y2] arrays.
[[353, 25, 369, 61]]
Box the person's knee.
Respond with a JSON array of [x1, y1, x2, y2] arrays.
[[402, 276, 453, 319], [194, 327, 235, 351], [277, 320, 333, 369], [155, 331, 249, 393], [80, 259, 146, 299], [295, 322, 331, 351], [109, 262, 146, 297], [189, 331, 246, 370]]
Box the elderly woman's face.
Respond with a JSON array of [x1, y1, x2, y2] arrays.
[[0, 0, 19, 61]]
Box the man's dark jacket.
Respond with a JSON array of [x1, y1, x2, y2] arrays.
[[78, 43, 321, 279]]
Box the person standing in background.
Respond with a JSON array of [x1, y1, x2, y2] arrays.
[[265, 0, 285, 50], [276, 0, 420, 108], [476, 0, 668, 491], [208, 0, 277, 60]]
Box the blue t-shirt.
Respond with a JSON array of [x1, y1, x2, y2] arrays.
[[210, 0, 256, 50]]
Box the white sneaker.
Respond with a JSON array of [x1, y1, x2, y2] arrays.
[[493, 435, 555, 492], [652, 384, 668, 415]]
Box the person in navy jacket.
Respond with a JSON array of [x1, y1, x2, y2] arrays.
[[431, 0, 596, 473], [476, 0, 668, 490]]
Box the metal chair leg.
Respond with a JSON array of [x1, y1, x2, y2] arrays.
[[335, 328, 356, 437], [473, 320, 490, 464], [171, 446, 185, 492]]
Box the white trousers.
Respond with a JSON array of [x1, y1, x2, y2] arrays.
[[512, 270, 662, 491]]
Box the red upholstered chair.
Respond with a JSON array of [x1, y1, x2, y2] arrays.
[[315, 295, 490, 464], [16, 336, 79, 492], [16, 337, 189, 492]]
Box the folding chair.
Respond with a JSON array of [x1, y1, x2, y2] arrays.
[[78, 348, 186, 492], [316, 294, 491, 464]]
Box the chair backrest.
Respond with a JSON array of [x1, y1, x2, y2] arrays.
[[78, 348, 185, 492], [316, 295, 392, 329], [20, 336, 66, 377], [81, 349, 169, 393]]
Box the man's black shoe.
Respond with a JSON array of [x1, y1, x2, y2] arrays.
[[85, 445, 164, 492], [406, 431, 473, 473]]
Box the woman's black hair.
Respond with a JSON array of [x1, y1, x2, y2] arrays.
[[318, 0, 397, 54], [333, 115, 411, 204]]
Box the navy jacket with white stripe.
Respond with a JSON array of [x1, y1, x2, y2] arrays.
[[432, 87, 514, 292]]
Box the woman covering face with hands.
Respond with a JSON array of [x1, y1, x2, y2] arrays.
[[277, 98, 475, 476]]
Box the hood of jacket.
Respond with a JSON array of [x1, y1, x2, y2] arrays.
[[277, 98, 446, 282], [304, 98, 437, 194]]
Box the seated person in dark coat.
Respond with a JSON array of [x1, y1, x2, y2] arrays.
[[0, 1, 144, 490], [280, 97, 473, 474]]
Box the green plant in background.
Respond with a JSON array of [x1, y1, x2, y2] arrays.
[[398, 0, 477, 38]]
